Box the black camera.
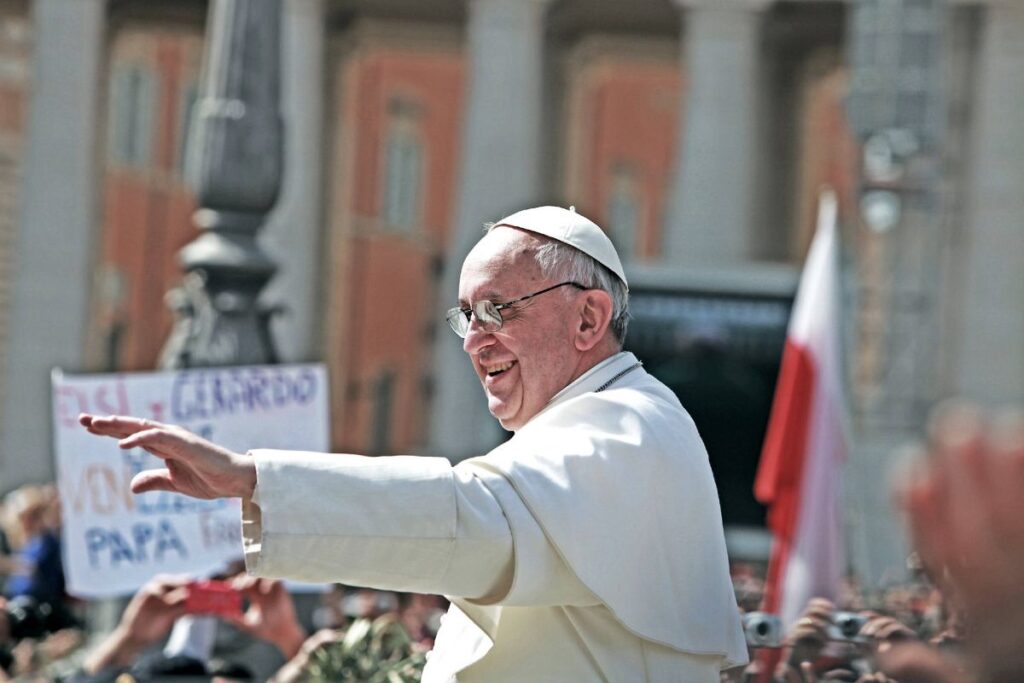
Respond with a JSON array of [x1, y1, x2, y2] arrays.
[[3, 596, 76, 642], [1, 596, 79, 675], [743, 611, 783, 648]]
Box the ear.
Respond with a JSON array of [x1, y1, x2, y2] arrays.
[[573, 289, 614, 351]]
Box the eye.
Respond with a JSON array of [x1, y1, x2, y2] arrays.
[[496, 302, 522, 320]]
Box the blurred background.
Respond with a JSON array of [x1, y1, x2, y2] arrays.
[[0, 0, 1019, 591]]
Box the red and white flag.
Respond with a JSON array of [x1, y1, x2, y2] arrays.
[[755, 190, 848, 629]]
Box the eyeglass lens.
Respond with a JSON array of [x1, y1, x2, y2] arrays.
[[447, 301, 501, 338]]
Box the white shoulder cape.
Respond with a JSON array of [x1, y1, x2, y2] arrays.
[[461, 353, 748, 667]]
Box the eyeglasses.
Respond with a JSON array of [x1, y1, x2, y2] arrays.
[[446, 281, 586, 338]]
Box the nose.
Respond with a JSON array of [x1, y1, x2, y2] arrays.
[[462, 317, 495, 356]]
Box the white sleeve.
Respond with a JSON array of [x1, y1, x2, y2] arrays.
[[241, 449, 513, 600], [460, 463, 599, 608]]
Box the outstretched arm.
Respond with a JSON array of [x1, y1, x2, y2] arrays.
[[78, 414, 257, 500]]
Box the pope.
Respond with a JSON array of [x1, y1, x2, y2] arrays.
[[80, 206, 748, 682]]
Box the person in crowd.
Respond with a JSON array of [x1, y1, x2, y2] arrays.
[[2, 486, 65, 607], [0, 503, 13, 585], [75, 573, 304, 682], [79, 205, 747, 681]]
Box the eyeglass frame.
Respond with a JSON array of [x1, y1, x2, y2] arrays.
[[446, 281, 588, 338]]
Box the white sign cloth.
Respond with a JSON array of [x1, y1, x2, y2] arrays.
[[51, 363, 329, 598]]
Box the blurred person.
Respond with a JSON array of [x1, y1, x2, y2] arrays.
[[311, 583, 348, 631], [75, 574, 191, 680], [74, 574, 304, 682], [397, 592, 447, 647], [769, 598, 844, 682], [2, 486, 65, 607], [0, 503, 13, 584], [898, 401, 1024, 683], [79, 206, 747, 681], [343, 587, 396, 620], [38, 484, 62, 535]]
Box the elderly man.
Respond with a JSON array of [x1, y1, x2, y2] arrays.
[[80, 206, 747, 682]]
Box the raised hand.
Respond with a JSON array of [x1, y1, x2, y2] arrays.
[[82, 574, 191, 673], [225, 576, 307, 659], [79, 414, 257, 500], [897, 401, 1024, 683]]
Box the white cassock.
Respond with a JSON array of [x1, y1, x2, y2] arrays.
[[241, 352, 748, 682]]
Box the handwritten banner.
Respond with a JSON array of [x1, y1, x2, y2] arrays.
[[51, 364, 329, 598]]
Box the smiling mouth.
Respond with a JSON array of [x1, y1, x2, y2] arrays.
[[486, 361, 516, 377]]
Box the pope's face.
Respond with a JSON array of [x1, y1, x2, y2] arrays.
[[458, 228, 583, 431]]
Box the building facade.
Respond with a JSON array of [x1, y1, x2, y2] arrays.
[[0, 0, 1020, 585]]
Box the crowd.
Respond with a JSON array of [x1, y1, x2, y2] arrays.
[[1, 403, 1021, 682], [724, 402, 1024, 683], [0, 490, 447, 682]]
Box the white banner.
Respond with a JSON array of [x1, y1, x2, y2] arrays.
[[51, 364, 330, 598]]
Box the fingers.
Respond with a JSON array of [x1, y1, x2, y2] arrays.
[[163, 586, 190, 608], [80, 415, 200, 463], [120, 427, 187, 454], [984, 410, 1024, 545], [148, 573, 193, 591], [232, 575, 275, 601], [79, 413, 166, 439], [130, 469, 177, 495], [219, 608, 251, 633]]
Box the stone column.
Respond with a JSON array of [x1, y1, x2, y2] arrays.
[[664, 0, 773, 266], [0, 0, 105, 490], [261, 0, 326, 363], [159, 0, 284, 369], [427, 0, 553, 461], [954, 1, 1024, 403]]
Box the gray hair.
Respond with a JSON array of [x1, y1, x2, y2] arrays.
[[484, 224, 629, 345]]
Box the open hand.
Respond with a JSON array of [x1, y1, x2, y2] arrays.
[[897, 402, 1024, 682], [79, 414, 256, 499]]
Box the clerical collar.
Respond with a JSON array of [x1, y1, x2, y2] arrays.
[[543, 352, 641, 410], [595, 361, 643, 392]]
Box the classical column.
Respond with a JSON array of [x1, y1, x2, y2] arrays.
[[261, 0, 326, 363], [664, 0, 773, 266], [427, 0, 553, 461], [0, 0, 105, 489], [954, 1, 1024, 403]]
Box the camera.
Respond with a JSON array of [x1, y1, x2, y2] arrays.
[[1, 595, 78, 643], [743, 611, 783, 648], [829, 611, 868, 642], [3, 596, 63, 642], [184, 580, 242, 618], [1, 596, 78, 675]]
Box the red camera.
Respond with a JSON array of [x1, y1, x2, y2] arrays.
[[184, 580, 242, 618]]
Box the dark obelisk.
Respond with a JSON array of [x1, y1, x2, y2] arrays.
[[160, 0, 283, 369]]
